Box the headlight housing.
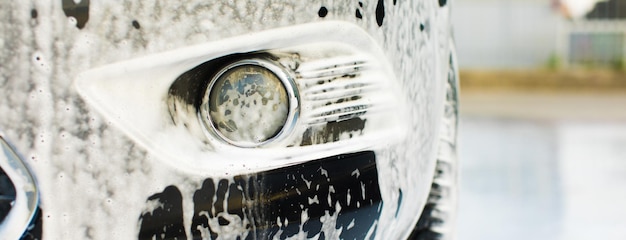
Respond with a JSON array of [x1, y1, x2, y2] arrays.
[[75, 21, 409, 173]]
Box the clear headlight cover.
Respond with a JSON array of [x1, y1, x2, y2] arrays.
[[202, 59, 298, 147]]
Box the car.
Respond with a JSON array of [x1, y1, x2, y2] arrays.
[[0, 0, 458, 239]]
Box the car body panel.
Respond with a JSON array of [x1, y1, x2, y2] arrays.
[[0, 1, 453, 239]]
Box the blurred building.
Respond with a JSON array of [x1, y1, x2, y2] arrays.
[[453, 0, 626, 69], [563, 0, 626, 68]]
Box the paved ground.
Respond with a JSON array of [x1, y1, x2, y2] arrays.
[[461, 91, 626, 121], [457, 90, 626, 240], [460, 70, 626, 92]]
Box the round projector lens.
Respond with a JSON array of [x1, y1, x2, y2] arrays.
[[207, 60, 292, 146]]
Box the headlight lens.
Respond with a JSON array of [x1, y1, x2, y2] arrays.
[[204, 59, 297, 147]]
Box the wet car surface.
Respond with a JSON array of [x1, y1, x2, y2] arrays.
[[0, 1, 458, 239]]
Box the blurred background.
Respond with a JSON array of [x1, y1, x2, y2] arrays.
[[453, 0, 626, 239]]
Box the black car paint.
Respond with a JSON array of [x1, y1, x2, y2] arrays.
[[138, 151, 382, 240]]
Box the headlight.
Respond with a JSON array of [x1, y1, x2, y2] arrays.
[[201, 59, 299, 148], [75, 21, 409, 172]]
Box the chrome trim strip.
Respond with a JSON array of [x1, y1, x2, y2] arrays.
[[0, 135, 39, 240]]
